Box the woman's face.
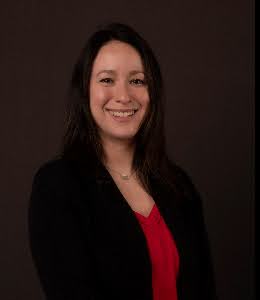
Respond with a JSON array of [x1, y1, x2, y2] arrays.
[[89, 40, 150, 144]]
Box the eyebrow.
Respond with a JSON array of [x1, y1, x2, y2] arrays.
[[96, 70, 145, 76]]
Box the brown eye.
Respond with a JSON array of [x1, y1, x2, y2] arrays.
[[100, 78, 113, 84], [130, 79, 146, 85]]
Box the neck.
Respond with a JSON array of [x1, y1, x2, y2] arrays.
[[102, 137, 135, 174]]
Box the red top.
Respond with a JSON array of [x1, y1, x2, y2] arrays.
[[134, 203, 179, 300]]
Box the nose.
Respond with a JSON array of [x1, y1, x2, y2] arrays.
[[114, 82, 131, 103]]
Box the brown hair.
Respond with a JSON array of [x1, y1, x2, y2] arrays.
[[61, 22, 173, 193]]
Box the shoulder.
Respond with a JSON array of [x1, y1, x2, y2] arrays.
[[30, 155, 100, 202], [32, 158, 76, 188], [29, 158, 90, 218], [164, 159, 197, 192], [30, 157, 93, 204], [163, 159, 203, 208], [172, 163, 198, 193], [32, 153, 99, 183]]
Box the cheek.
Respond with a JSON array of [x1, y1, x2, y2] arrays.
[[129, 86, 148, 100], [90, 86, 112, 109], [135, 89, 150, 107]]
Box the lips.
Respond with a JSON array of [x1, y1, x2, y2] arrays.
[[105, 108, 138, 121], [105, 108, 138, 112]]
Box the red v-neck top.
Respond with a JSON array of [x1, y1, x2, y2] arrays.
[[134, 203, 179, 300]]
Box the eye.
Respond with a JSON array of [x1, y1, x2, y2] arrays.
[[130, 79, 146, 86], [99, 78, 114, 84]]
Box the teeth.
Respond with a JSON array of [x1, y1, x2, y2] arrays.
[[108, 110, 136, 117]]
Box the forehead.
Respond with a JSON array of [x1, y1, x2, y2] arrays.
[[92, 40, 144, 72]]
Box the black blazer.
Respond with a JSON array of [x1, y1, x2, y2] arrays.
[[28, 157, 217, 300]]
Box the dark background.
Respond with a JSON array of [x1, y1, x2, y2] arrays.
[[0, 0, 254, 299]]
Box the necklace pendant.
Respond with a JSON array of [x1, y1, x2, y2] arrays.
[[121, 174, 130, 180]]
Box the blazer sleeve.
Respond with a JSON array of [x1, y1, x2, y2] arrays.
[[174, 165, 218, 300], [28, 160, 96, 300]]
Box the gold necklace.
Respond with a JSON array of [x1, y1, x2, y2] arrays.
[[106, 166, 135, 180]]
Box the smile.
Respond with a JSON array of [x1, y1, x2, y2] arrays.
[[106, 109, 138, 118]]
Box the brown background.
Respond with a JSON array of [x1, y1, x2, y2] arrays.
[[0, 0, 254, 299]]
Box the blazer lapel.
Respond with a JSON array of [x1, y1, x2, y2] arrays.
[[74, 157, 186, 298], [75, 156, 185, 254]]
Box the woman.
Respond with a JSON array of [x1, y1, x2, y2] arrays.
[[29, 23, 217, 300]]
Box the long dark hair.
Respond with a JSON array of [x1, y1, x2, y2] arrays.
[[61, 22, 173, 192]]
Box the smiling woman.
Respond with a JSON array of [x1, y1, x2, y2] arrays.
[[89, 40, 150, 142], [28, 23, 217, 300]]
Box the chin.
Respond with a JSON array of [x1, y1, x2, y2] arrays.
[[103, 131, 137, 142], [114, 134, 136, 141]]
